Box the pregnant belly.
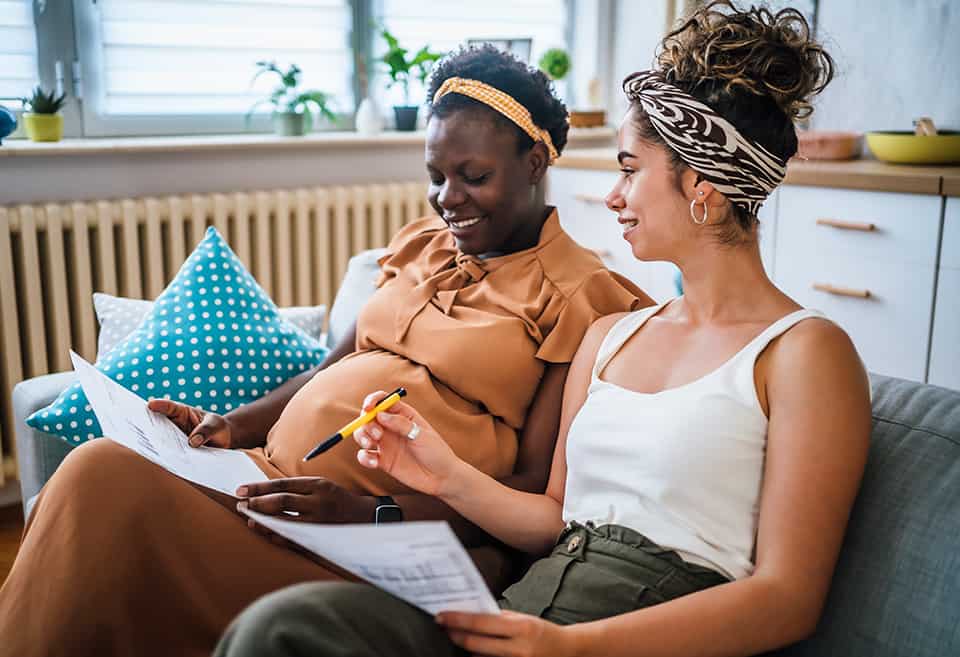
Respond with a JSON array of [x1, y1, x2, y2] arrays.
[[260, 350, 517, 494]]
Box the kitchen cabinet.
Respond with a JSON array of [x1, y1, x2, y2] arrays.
[[550, 150, 958, 389], [928, 197, 960, 389], [547, 166, 680, 301], [773, 185, 941, 382], [547, 166, 781, 302]]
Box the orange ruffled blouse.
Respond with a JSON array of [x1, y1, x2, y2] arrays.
[[253, 210, 647, 494]]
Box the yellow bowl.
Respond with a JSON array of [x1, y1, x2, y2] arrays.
[[865, 131, 960, 164]]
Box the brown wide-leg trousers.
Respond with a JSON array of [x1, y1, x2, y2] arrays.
[[0, 439, 341, 657]]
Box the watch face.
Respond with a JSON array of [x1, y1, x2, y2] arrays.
[[375, 504, 403, 524]]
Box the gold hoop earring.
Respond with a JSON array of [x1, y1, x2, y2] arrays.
[[689, 199, 708, 225]]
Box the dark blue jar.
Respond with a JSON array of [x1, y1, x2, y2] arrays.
[[0, 105, 17, 145]]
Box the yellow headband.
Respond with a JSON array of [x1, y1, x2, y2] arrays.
[[432, 77, 560, 164]]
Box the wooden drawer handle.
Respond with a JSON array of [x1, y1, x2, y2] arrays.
[[816, 218, 877, 232], [812, 282, 872, 299], [574, 193, 607, 205]]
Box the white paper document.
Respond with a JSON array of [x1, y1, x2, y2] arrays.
[[243, 509, 500, 615], [70, 351, 268, 497]]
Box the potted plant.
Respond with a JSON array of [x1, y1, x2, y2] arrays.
[[378, 28, 443, 131], [247, 61, 336, 137], [538, 47, 571, 83], [538, 48, 605, 128], [23, 86, 66, 142]]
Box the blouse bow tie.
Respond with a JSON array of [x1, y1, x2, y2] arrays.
[[395, 253, 488, 343]]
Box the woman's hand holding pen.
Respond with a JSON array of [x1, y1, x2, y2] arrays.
[[353, 390, 461, 498]]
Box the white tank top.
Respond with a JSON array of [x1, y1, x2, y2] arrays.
[[562, 300, 827, 580]]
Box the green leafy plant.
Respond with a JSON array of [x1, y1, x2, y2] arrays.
[[25, 86, 66, 114], [378, 28, 443, 106], [246, 61, 336, 123], [538, 48, 571, 81]]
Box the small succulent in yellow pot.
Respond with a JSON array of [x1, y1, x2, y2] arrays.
[[23, 86, 66, 142]]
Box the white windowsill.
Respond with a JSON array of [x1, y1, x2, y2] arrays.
[[0, 126, 615, 158]]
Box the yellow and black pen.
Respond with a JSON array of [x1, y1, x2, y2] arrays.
[[302, 387, 407, 461]]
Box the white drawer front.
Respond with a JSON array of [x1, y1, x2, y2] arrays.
[[757, 189, 778, 277], [929, 199, 960, 390], [929, 267, 960, 391], [777, 186, 942, 267], [549, 168, 678, 301], [775, 253, 936, 382], [941, 198, 960, 269], [549, 167, 619, 202]]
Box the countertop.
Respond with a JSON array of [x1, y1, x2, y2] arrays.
[[556, 148, 960, 196]]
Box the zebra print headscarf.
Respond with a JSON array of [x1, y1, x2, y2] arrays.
[[623, 70, 787, 216]]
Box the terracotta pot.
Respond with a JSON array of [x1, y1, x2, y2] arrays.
[[569, 110, 606, 128], [796, 130, 861, 161]]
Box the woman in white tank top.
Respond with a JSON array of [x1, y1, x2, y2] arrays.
[[215, 4, 872, 657]]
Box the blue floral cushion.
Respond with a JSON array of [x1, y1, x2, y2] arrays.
[[26, 226, 329, 444]]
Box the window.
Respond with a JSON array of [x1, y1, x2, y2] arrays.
[[74, 0, 354, 136], [0, 0, 39, 110], [372, 0, 570, 111], [15, 0, 576, 138]]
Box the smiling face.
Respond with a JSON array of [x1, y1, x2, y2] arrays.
[[425, 109, 547, 255], [605, 108, 700, 263]]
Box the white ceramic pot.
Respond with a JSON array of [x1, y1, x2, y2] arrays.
[[355, 98, 383, 135]]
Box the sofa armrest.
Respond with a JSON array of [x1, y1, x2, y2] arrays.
[[13, 371, 77, 517]]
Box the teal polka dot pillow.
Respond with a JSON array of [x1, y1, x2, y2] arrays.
[[27, 226, 329, 445]]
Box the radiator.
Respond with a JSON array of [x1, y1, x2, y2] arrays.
[[0, 182, 429, 484]]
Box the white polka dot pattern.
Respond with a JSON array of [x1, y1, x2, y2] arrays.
[[93, 293, 326, 357], [26, 227, 330, 445]]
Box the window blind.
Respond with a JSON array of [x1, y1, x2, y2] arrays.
[[374, 0, 568, 107], [92, 0, 354, 116], [0, 0, 38, 109]]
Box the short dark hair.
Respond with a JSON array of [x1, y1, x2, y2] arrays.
[[427, 44, 569, 159]]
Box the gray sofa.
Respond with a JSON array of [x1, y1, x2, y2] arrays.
[[12, 250, 960, 657]]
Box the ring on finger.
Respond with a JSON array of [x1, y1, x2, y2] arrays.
[[406, 422, 421, 441]]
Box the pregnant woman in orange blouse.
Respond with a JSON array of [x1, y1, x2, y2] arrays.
[[0, 45, 648, 657]]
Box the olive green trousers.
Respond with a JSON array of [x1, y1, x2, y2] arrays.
[[214, 522, 729, 657]]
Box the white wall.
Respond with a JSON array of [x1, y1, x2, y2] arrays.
[[811, 0, 959, 132], [606, 0, 958, 135], [608, 0, 670, 124]]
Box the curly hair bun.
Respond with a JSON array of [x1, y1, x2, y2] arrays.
[[658, 0, 834, 120]]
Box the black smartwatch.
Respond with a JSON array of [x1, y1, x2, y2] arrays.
[[374, 495, 403, 524]]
